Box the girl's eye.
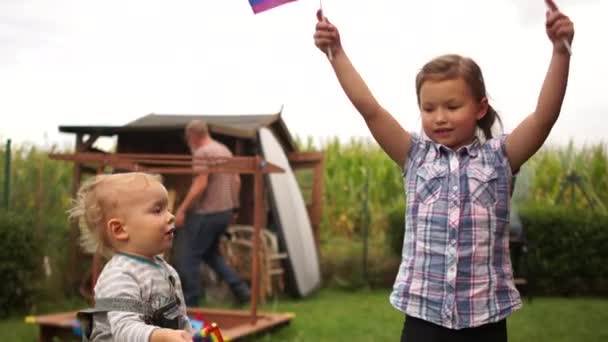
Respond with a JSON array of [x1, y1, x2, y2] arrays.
[[448, 106, 460, 111], [153, 206, 162, 213]]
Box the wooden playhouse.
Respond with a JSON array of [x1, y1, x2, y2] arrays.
[[31, 112, 325, 341]]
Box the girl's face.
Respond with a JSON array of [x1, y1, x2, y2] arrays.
[[419, 77, 488, 150]]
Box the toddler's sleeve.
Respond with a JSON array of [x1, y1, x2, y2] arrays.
[[95, 269, 158, 342]]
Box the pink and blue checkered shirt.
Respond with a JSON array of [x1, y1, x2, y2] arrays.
[[389, 133, 522, 329]]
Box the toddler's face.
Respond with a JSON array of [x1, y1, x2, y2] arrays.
[[116, 177, 176, 258]]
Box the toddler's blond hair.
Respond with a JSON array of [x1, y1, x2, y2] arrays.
[[68, 172, 162, 257]]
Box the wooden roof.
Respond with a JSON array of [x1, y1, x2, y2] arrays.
[[58, 111, 297, 152]]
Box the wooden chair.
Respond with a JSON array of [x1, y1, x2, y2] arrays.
[[222, 225, 288, 303]]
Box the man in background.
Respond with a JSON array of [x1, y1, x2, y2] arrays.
[[174, 119, 250, 306]]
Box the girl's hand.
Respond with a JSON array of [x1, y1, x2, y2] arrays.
[[545, 0, 574, 55], [313, 9, 342, 57]]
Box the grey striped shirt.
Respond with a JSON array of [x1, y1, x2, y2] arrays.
[[89, 253, 193, 341]]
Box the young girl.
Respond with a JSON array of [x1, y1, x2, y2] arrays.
[[71, 172, 194, 342], [313, 1, 574, 341]]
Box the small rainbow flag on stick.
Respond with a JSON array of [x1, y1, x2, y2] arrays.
[[191, 314, 226, 342], [248, 0, 297, 14]]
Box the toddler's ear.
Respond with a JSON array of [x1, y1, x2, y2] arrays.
[[108, 218, 128, 241]]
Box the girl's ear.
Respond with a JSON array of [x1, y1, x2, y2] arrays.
[[477, 97, 489, 120], [107, 218, 128, 241]]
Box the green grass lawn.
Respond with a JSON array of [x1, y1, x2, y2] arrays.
[[3, 289, 607, 341]]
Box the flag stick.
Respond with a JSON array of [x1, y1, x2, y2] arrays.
[[319, 0, 333, 60], [561, 39, 572, 56]]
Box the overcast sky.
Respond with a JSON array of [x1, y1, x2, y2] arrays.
[[1, 0, 607, 150]]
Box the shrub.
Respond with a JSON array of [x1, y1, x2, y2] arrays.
[[0, 210, 44, 317], [520, 205, 608, 296]]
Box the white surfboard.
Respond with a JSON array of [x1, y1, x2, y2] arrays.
[[258, 127, 321, 297]]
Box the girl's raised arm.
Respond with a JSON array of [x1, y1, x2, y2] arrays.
[[314, 11, 412, 167]]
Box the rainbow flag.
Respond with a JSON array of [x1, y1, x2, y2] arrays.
[[248, 0, 297, 14]]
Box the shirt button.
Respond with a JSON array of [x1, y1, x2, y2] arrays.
[[453, 186, 458, 191]]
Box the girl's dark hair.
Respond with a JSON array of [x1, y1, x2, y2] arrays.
[[415, 54, 503, 140]]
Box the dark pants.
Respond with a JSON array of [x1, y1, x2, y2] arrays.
[[174, 210, 247, 307], [400, 315, 507, 342]]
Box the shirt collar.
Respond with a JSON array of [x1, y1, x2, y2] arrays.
[[117, 252, 161, 268], [427, 137, 480, 158]]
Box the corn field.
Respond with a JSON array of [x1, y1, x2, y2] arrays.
[[296, 138, 608, 237], [1, 137, 607, 246], [516, 142, 608, 211], [0, 141, 72, 228]]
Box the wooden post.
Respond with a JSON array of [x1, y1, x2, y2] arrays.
[[311, 154, 324, 253], [70, 135, 83, 195], [90, 166, 106, 297], [68, 134, 84, 294], [250, 157, 263, 324], [287, 152, 325, 251]]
